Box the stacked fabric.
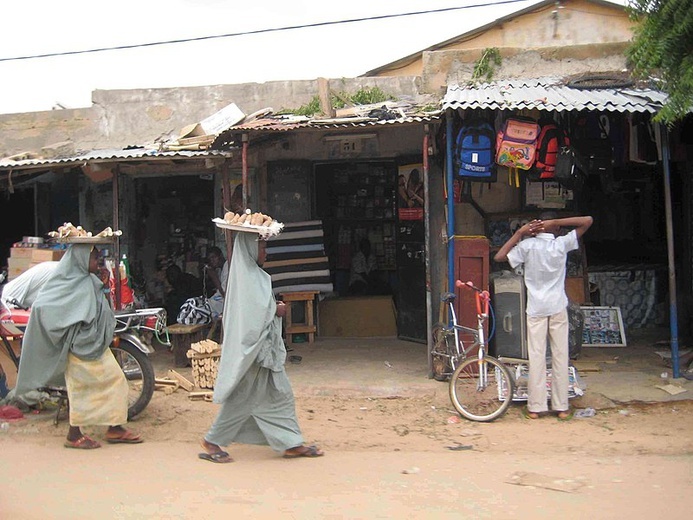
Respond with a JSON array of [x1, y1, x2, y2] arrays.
[[264, 220, 333, 296]]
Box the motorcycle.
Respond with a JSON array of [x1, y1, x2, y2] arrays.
[[0, 288, 167, 419]]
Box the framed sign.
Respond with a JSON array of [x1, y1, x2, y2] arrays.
[[580, 306, 627, 347]]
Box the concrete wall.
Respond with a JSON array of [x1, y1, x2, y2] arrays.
[[371, 0, 633, 79], [421, 43, 629, 94], [0, 76, 426, 158]]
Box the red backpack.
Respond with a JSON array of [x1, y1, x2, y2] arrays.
[[534, 120, 570, 179]]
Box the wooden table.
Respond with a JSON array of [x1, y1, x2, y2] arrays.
[[280, 291, 319, 345]]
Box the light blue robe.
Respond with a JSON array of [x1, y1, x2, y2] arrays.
[[205, 233, 303, 452], [10, 245, 116, 406]]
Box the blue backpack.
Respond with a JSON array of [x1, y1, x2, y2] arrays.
[[454, 120, 496, 179]]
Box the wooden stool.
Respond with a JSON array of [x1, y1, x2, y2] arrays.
[[167, 322, 212, 367], [280, 291, 319, 345]]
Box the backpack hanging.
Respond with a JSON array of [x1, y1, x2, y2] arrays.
[[495, 117, 540, 171], [533, 119, 570, 179], [454, 119, 496, 181], [554, 145, 587, 191]]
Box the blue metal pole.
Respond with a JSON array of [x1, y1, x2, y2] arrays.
[[660, 125, 681, 378], [446, 111, 455, 293]]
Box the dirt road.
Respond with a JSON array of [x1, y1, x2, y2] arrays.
[[1, 388, 691, 519]]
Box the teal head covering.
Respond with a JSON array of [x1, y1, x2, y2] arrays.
[[12, 244, 116, 400]]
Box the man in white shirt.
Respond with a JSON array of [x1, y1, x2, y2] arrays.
[[1, 261, 59, 309], [494, 212, 592, 420]]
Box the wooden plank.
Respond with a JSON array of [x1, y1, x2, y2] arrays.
[[167, 369, 194, 392], [154, 378, 179, 386], [189, 391, 214, 401], [317, 77, 335, 118]]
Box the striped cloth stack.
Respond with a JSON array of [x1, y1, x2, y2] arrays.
[[264, 220, 334, 296]]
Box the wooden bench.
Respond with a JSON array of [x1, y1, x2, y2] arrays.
[[280, 291, 319, 345], [167, 322, 213, 367]]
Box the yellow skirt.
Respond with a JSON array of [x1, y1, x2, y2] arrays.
[[65, 349, 128, 427]]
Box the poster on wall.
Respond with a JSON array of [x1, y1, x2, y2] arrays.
[[397, 163, 424, 221]]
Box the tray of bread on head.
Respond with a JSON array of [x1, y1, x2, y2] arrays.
[[47, 223, 123, 244], [213, 209, 284, 239]]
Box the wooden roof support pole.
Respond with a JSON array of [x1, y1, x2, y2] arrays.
[[220, 161, 234, 265], [241, 133, 249, 211], [318, 78, 335, 118], [112, 164, 122, 310], [423, 124, 433, 379], [660, 125, 682, 378]]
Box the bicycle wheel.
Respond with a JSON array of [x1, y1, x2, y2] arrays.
[[449, 355, 515, 422], [431, 322, 452, 381]]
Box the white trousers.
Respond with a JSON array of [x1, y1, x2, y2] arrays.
[[526, 308, 569, 413]]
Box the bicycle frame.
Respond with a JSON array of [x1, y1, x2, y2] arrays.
[[439, 281, 515, 422], [444, 282, 490, 366]]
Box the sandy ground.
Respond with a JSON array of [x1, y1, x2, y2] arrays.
[[1, 382, 692, 519]]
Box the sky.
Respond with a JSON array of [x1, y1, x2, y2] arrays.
[[0, 0, 626, 115]]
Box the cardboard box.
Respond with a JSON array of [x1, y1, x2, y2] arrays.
[[10, 247, 33, 259], [7, 257, 31, 281], [31, 249, 65, 262]]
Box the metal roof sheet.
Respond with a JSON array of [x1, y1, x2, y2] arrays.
[[0, 148, 232, 171], [226, 114, 440, 133], [441, 77, 667, 113]]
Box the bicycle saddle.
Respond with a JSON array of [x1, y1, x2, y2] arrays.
[[440, 292, 456, 303]]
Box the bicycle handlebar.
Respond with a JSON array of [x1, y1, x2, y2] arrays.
[[455, 280, 490, 316]]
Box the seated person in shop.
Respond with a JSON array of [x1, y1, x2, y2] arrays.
[[204, 246, 228, 317], [164, 265, 203, 325], [349, 238, 379, 295]]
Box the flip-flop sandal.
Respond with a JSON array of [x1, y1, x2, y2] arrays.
[[557, 409, 575, 422], [64, 435, 101, 450], [198, 451, 233, 463], [106, 430, 143, 444], [283, 445, 324, 459]]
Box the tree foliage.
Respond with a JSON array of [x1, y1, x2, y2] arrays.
[[626, 0, 693, 125]]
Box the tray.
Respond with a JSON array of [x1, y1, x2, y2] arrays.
[[212, 218, 283, 238], [49, 236, 117, 244]]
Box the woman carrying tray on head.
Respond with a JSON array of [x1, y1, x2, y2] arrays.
[[9, 243, 142, 449], [198, 222, 323, 463]]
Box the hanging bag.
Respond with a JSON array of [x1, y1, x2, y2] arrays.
[[177, 296, 213, 325], [495, 117, 540, 170], [554, 146, 586, 191], [176, 267, 213, 325]]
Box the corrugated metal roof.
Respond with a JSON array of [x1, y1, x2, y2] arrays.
[[0, 148, 232, 171], [227, 114, 440, 133], [441, 77, 667, 113]]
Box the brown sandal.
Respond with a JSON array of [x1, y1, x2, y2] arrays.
[[105, 430, 143, 444], [64, 435, 101, 449], [283, 445, 324, 459]]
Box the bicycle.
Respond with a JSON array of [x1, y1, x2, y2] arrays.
[[431, 280, 515, 422]]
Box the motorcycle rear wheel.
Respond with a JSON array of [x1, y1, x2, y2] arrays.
[[110, 340, 155, 419]]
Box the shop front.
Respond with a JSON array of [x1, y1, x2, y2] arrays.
[[440, 78, 689, 374], [216, 121, 440, 344]]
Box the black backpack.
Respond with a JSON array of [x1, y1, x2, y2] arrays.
[[554, 145, 587, 191]]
